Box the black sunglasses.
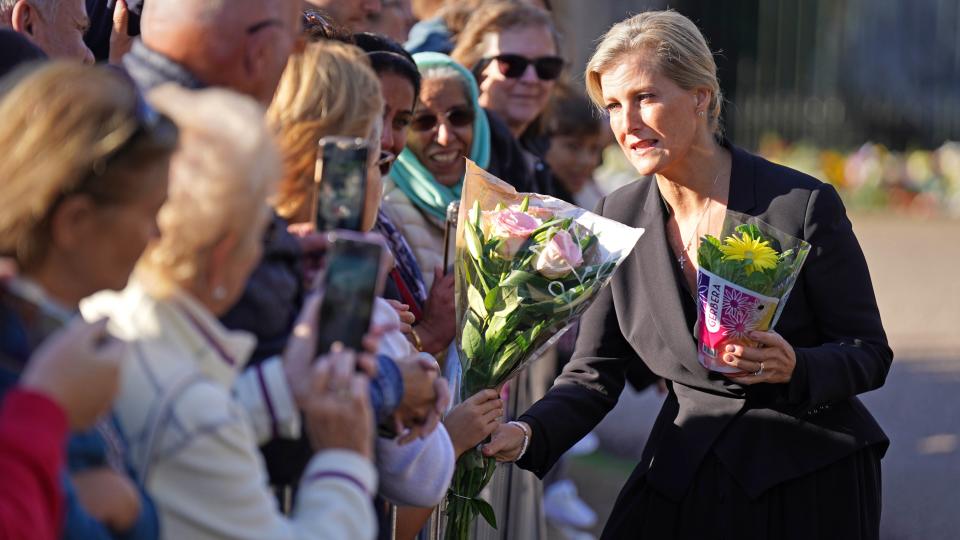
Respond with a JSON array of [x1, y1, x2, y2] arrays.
[[410, 106, 475, 132], [486, 54, 564, 81]]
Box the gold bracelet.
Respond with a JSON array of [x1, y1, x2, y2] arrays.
[[410, 327, 424, 352]]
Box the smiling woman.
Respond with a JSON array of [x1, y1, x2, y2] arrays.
[[407, 67, 475, 186], [451, 0, 561, 139], [450, 1, 565, 198], [381, 52, 491, 289]]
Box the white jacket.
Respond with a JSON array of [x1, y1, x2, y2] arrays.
[[83, 282, 378, 540]]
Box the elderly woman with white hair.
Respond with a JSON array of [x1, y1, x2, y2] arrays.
[[483, 10, 891, 540], [82, 86, 379, 540]]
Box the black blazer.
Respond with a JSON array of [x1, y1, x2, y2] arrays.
[[517, 143, 892, 501]]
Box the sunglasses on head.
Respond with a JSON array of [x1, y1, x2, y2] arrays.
[[410, 106, 475, 132], [487, 54, 564, 81]]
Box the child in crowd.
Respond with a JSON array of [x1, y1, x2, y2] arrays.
[[543, 86, 609, 211]]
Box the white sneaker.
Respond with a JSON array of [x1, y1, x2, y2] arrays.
[[555, 524, 596, 540], [567, 431, 599, 457], [544, 479, 598, 530]]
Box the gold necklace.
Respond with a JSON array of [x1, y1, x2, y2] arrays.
[[674, 173, 720, 271]]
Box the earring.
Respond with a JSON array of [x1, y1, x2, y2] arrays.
[[698, 110, 705, 118], [212, 286, 227, 300]]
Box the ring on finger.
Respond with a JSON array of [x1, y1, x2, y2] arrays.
[[753, 362, 764, 376]]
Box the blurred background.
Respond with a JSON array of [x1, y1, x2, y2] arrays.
[[546, 1, 960, 539]]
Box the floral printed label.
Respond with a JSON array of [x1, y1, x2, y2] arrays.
[[696, 268, 778, 373]]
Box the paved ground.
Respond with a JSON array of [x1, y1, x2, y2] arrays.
[[556, 213, 960, 540]]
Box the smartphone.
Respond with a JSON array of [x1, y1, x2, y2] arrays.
[[313, 137, 369, 233], [314, 232, 389, 357], [106, 0, 143, 36]]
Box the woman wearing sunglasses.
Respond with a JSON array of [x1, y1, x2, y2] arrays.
[[452, 0, 566, 199], [382, 51, 534, 291]]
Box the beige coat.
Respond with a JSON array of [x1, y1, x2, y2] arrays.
[[82, 281, 378, 540], [380, 177, 453, 289]]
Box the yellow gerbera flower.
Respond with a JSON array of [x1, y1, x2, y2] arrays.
[[719, 232, 779, 274]]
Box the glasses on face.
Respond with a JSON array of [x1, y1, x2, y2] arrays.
[[376, 150, 396, 175], [410, 106, 475, 132], [486, 54, 564, 81]]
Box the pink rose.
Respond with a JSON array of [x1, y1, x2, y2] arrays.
[[489, 209, 541, 259], [535, 230, 584, 279]]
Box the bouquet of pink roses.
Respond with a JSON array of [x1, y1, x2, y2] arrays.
[[444, 161, 643, 539]]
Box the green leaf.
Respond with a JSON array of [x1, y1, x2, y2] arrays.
[[464, 218, 483, 261], [578, 232, 598, 253], [735, 223, 763, 240], [483, 285, 519, 314], [489, 321, 547, 381], [483, 286, 500, 313], [501, 270, 537, 288], [484, 310, 519, 355], [519, 196, 530, 212], [697, 234, 725, 273], [467, 285, 488, 318], [461, 310, 485, 360], [474, 498, 498, 529]]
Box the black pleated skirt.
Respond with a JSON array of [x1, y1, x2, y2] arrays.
[[601, 446, 882, 540]]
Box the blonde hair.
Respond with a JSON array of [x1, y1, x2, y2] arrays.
[[585, 10, 723, 133], [450, 0, 560, 73], [268, 41, 383, 222], [0, 62, 177, 270], [139, 85, 280, 294]]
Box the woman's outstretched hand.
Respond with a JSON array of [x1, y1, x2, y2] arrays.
[[480, 420, 529, 462], [722, 330, 797, 385]]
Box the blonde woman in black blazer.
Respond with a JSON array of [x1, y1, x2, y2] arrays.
[[483, 10, 891, 540]]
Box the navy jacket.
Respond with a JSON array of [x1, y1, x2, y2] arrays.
[[518, 142, 891, 502]]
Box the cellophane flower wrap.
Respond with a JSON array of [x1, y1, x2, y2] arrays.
[[695, 212, 811, 374], [444, 161, 643, 539]]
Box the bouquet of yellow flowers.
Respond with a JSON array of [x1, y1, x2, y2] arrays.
[[695, 212, 811, 374], [444, 161, 643, 539]]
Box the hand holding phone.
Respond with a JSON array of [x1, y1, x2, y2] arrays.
[[302, 349, 374, 459], [313, 231, 389, 356]]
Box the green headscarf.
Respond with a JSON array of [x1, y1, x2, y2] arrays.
[[388, 52, 491, 222]]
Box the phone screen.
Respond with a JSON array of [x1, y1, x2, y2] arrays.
[[314, 236, 384, 356], [313, 137, 368, 232]]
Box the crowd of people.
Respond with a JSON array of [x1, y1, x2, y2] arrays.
[[0, 1, 891, 540], [0, 1, 610, 539]]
